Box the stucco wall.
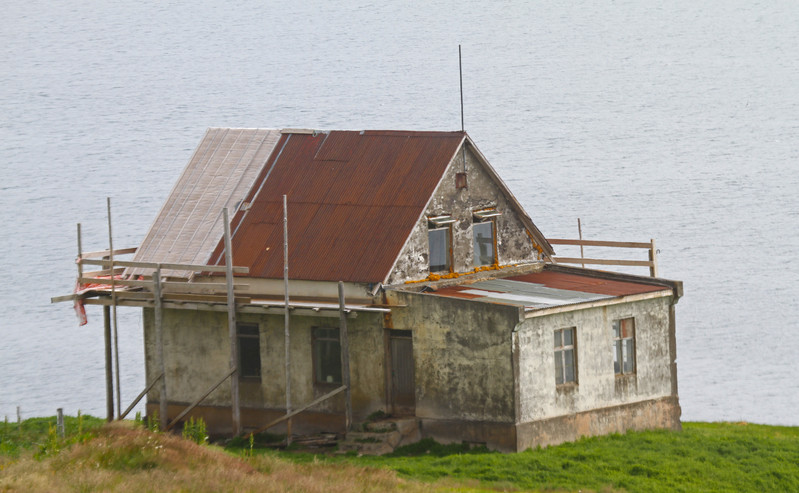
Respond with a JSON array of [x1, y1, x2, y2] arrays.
[[515, 296, 676, 423], [386, 146, 541, 285], [385, 290, 520, 422], [143, 308, 386, 421]]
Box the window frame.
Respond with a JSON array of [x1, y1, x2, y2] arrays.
[[312, 326, 342, 386], [427, 217, 454, 273], [612, 317, 636, 376], [236, 322, 261, 381], [554, 327, 577, 386], [472, 219, 497, 267]]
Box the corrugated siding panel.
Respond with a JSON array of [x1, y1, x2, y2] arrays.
[[431, 272, 666, 308], [508, 272, 666, 296], [208, 130, 465, 283], [129, 128, 281, 277]]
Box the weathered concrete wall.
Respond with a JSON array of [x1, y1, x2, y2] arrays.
[[515, 296, 678, 423], [515, 396, 681, 451], [386, 145, 541, 285], [385, 290, 520, 423], [143, 307, 386, 431]]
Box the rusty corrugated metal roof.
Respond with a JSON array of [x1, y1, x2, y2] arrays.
[[207, 130, 466, 283], [430, 270, 669, 310], [506, 271, 666, 297]]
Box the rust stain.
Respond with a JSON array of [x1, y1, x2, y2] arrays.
[[507, 271, 666, 296], [208, 130, 466, 282]]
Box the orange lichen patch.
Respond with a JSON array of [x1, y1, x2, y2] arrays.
[[405, 263, 517, 284], [526, 229, 545, 256]]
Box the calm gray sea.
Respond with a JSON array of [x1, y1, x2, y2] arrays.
[[2, 1, 797, 425]]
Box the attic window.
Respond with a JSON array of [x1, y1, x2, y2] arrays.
[[428, 215, 453, 273], [473, 221, 495, 267], [473, 209, 500, 267]]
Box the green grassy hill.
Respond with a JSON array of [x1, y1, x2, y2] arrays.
[[1, 416, 797, 492]]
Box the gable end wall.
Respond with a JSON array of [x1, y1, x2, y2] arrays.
[[386, 146, 541, 285]]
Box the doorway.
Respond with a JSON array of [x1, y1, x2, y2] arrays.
[[388, 330, 415, 415]]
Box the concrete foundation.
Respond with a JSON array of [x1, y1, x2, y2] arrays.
[[515, 396, 681, 451]]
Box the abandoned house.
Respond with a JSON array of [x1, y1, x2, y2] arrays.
[[57, 128, 683, 452]]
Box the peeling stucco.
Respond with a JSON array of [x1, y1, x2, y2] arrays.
[[515, 296, 677, 423], [386, 145, 542, 285], [143, 308, 386, 420]]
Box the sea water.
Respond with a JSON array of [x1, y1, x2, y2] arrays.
[[1, 0, 797, 425]]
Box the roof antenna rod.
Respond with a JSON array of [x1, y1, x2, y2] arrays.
[[459, 44, 465, 133], [459, 45, 467, 173]]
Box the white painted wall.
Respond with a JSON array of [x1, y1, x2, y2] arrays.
[[515, 296, 675, 422]]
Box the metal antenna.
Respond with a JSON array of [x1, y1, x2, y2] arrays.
[[459, 44, 465, 132]]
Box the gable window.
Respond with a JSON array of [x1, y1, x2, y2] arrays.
[[237, 323, 261, 380], [472, 221, 495, 267], [554, 327, 577, 385], [612, 318, 636, 375], [428, 215, 455, 273], [472, 209, 501, 267], [313, 327, 341, 385]]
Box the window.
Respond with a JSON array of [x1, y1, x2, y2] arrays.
[[472, 209, 501, 267], [612, 318, 635, 375], [237, 323, 261, 380], [428, 215, 454, 273], [473, 220, 495, 267], [313, 327, 341, 385], [554, 327, 577, 385]]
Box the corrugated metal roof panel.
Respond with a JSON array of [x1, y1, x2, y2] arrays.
[[207, 130, 465, 282], [430, 271, 669, 310], [506, 271, 666, 297], [129, 128, 281, 277]]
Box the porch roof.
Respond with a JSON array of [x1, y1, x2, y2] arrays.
[[428, 269, 671, 311]]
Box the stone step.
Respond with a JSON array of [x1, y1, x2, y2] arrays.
[[340, 417, 421, 455]]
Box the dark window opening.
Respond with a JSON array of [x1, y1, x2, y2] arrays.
[[313, 327, 341, 385], [237, 323, 261, 380]]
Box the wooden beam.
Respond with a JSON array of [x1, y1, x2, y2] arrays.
[[80, 247, 138, 259], [649, 238, 659, 277], [118, 372, 163, 420], [166, 368, 237, 431], [547, 239, 652, 249], [551, 257, 653, 267], [77, 223, 83, 281], [338, 281, 352, 432], [103, 306, 114, 422], [76, 277, 249, 294], [223, 208, 240, 437], [283, 195, 291, 445], [244, 385, 347, 439], [51, 293, 83, 303], [79, 258, 248, 274], [81, 268, 126, 278], [154, 267, 168, 431], [107, 198, 122, 420]]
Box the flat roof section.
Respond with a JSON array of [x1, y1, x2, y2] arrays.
[[430, 270, 670, 311]]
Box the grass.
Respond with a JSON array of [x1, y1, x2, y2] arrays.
[[245, 422, 799, 492], [1, 417, 798, 492], [0, 413, 105, 461], [0, 418, 433, 492]]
